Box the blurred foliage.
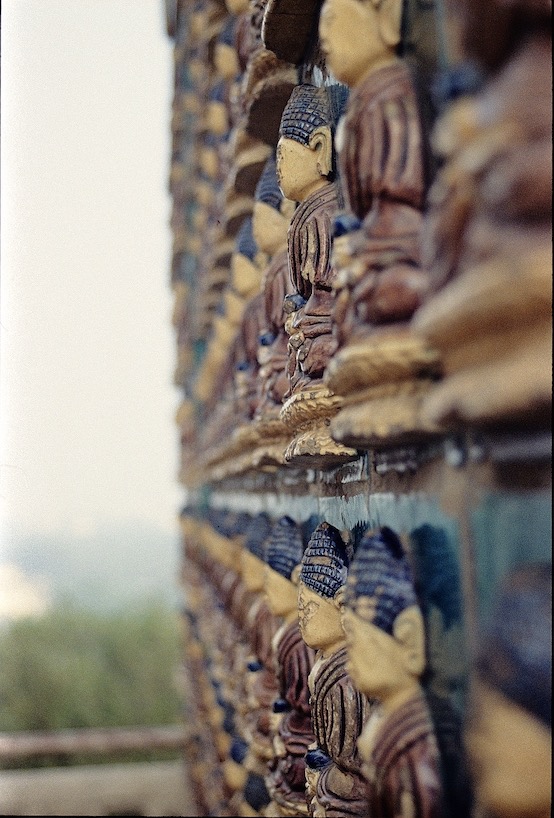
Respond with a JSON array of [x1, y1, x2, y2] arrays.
[[0, 598, 181, 735]]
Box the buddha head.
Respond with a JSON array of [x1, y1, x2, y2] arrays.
[[410, 524, 465, 697], [466, 563, 551, 818], [342, 527, 425, 712], [231, 216, 260, 298], [215, 15, 239, 80], [241, 512, 272, 593], [264, 516, 304, 619], [206, 81, 229, 137], [319, 0, 402, 88], [199, 133, 220, 181], [298, 522, 350, 655], [225, 0, 249, 14], [276, 84, 348, 202], [252, 155, 296, 256]]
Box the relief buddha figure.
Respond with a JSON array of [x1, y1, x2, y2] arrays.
[[317, 0, 441, 449], [200, 513, 265, 815], [238, 514, 280, 805], [227, 513, 279, 815], [227, 0, 261, 79], [198, 341, 245, 481], [233, 290, 266, 426], [264, 516, 316, 818], [213, 14, 240, 119], [412, 0, 552, 431], [213, 155, 296, 477], [223, 511, 255, 631], [298, 523, 372, 817], [247, 155, 297, 469], [466, 563, 551, 818], [276, 84, 357, 468], [192, 516, 251, 800], [342, 527, 445, 817], [203, 513, 245, 690], [194, 260, 245, 416], [199, 218, 262, 479], [252, 155, 296, 420], [231, 214, 263, 302]]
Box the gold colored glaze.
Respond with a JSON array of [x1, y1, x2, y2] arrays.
[[276, 135, 332, 204], [319, 0, 402, 89], [466, 680, 551, 818], [342, 605, 426, 715], [297, 581, 346, 659], [215, 42, 240, 81], [280, 385, 357, 468], [241, 548, 266, 594], [206, 100, 229, 137], [264, 565, 299, 623], [224, 758, 249, 792], [225, 0, 249, 14], [252, 201, 290, 257], [232, 252, 262, 299]]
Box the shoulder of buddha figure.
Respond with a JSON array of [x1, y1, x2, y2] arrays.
[[231, 582, 253, 622], [372, 687, 441, 776], [312, 646, 349, 692], [253, 600, 280, 648], [276, 621, 315, 709], [262, 246, 289, 292], [277, 620, 315, 666], [361, 60, 418, 108], [290, 183, 339, 233], [246, 594, 263, 626], [316, 182, 341, 216], [312, 647, 373, 771], [235, 10, 254, 73], [272, 619, 293, 654], [262, 247, 290, 309], [277, 621, 316, 678], [313, 647, 372, 717], [487, 30, 552, 120], [341, 63, 415, 145]]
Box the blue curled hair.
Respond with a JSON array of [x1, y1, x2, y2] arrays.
[[300, 522, 349, 598], [266, 516, 304, 580], [345, 527, 417, 635]]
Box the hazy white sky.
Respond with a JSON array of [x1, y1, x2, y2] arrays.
[[1, 1, 181, 541]]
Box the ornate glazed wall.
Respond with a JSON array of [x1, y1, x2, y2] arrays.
[[166, 1, 551, 816]]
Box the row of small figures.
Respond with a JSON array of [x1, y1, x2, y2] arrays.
[[180, 509, 551, 818]]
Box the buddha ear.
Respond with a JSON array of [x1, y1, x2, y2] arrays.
[[378, 0, 402, 49], [309, 126, 333, 178], [333, 586, 346, 610], [290, 564, 302, 586], [392, 606, 426, 676]]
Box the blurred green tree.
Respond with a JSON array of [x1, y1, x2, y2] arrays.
[[0, 598, 181, 733]]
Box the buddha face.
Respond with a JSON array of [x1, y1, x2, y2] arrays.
[[199, 145, 219, 180], [264, 565, 298, 617], [319, 0, 400, 87], [206, 100, 228, 137], [342, 604, 425, 703], [252, 201, 289, 255], [297, 581, 345, 653], [276, 133, 330, 203], [215, 43, 239, 80], [240, 549, 265, 593], [225, 0, 249, 14], [466, 679, 552, 818], [231, 252, 260, 299]]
